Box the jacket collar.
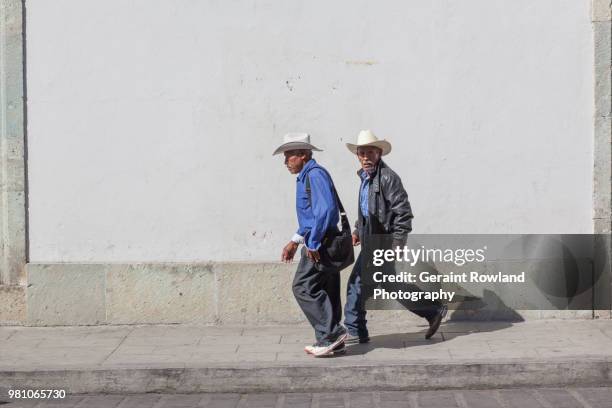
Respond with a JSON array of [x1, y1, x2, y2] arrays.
[[357, 159, 386, 176], [297, 158, 317, 182], [357, 160, 386, 192]]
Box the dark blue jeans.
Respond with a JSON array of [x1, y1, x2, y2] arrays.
[[344, 251, 442, 338], [344, 252, 369, 338]]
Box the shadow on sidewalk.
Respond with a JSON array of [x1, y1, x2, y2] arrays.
[[344, 290, 523, 356]]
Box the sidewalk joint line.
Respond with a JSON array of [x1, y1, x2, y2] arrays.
[[115, 395, 132, 408], [73, 396, 92, 408], [409, 391, 419, 408], [152, 395, 169, 408], [275, 394, 286, 408], [236, 394, 248, 408], [454, 391, 468, 408], [372, 391, 381, 408], [5, 330, 16, 341], [342, 392, 350, 408], [310, 393, 320, 408], [531, 390, 553, 408], [567, 389, 594, 408], [493, 390, 510, 408], [99, 326, 136, 365]]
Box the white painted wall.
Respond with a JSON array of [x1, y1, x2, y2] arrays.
[[26, 0, 594, 262]]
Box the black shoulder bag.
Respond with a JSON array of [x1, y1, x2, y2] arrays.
[[305, 170, 355, 271]]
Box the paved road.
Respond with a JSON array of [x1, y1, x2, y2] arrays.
[[1, 387, 611, 408]]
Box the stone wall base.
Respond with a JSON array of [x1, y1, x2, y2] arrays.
[[0, 262, 598, 326], [0, 285, 25, 325]]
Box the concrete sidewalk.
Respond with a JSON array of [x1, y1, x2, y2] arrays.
[[1, 320, 611, 393]]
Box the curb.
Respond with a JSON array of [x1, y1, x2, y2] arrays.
[[1, 358, 611, 394]]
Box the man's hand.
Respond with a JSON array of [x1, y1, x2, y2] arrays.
[[352, 233, 360, 246], [282, 241, 299, 263], [306, 249, 321, 263]]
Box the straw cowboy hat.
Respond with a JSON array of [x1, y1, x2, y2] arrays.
[[272, 133, 323, 155], [346, 130, 392, 156]]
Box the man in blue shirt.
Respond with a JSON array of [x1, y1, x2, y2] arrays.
[[274, 133, 348, 357]]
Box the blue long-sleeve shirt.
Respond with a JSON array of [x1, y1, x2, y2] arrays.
[[359, 171, 370, 217], [295, 159, 339, 251]]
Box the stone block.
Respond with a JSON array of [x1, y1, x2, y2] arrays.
[[105, 263, 216, 324], [26, 264, 106, 325], [594, 22, 612, 118], [214, 262, 305, 324], [539, 310, 593, 319], [593, 0, 612, 21], [0, 0, 26, 288], [0, 190, 26, 285], [594, 117, 611, 221], [21, 258, 603, 326], [594, 218, 612, 234], [593, 233, 611, 315], [0, 284, 25, 324]]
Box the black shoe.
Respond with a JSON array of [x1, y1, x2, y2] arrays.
[[425, 305, 448, 339], [345, 334, 370, 344], [332, 342, 347, 354]]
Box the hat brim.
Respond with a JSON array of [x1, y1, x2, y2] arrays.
[[346, 140, 392, 156], [272, 142, 323, 156]]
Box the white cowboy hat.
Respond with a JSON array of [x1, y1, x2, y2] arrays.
[[272, 133, 323, 155], [346, 129, 392, 156]]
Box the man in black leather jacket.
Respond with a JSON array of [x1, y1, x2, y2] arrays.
[[344, 130, 447, 343]]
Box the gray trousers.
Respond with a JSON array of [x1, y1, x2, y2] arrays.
[[292, 247, 344, 344]]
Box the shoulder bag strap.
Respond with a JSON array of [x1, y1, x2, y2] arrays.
[[305, 168, 351, 233]]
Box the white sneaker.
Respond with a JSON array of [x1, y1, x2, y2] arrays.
[[304, 342, 345, 355], [310, 333, 348, 357]]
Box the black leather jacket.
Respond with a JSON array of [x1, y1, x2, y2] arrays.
[[354, 160, 413, 244]]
